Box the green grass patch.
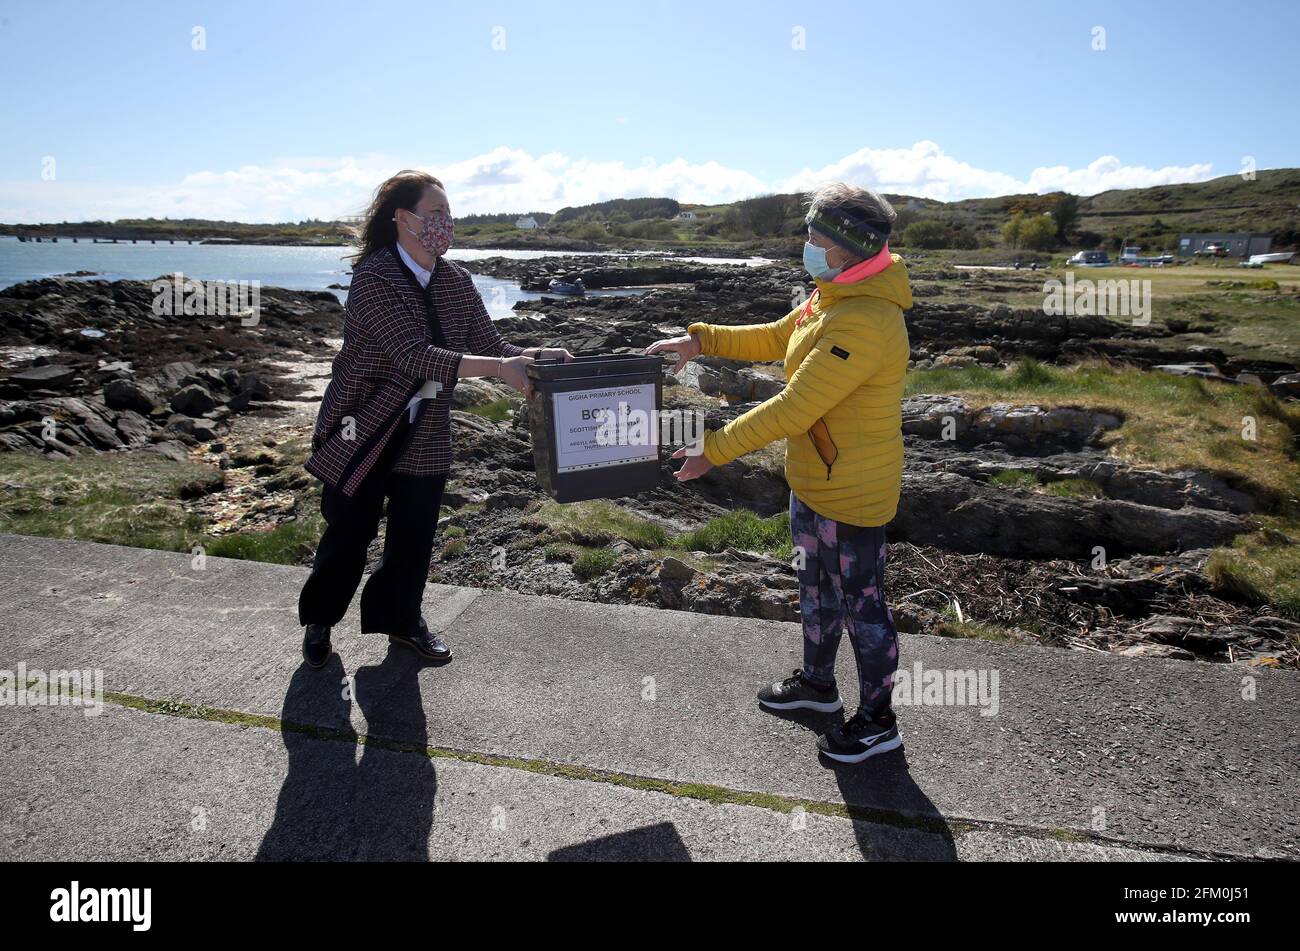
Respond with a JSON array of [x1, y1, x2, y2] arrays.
[[543, 541, 580, 562], [907, 359, 1300, 501], [572, 546, 617, 580], [990, 470, 1037, 489], [205, 513, 323, 565], [0, 453, 215, 551], [530, 499, 791, 559], [1206, 530, 1300, 620], [269, 435, 314, 468], [933, 603, 1021, 643], [944, 261, 1300, 358], [913, 358, 1300, 621], [987, 469, 1105, 498], [462, 398, 513, 422], [530, 499, 672, 548], [0, 451, 327, 567], [1042, 478, 1105, 499], [1048, 827, 1089, 844], [448, 500, 485, 517], [1204, 279, 1280, 291], [672, 508, 791, 557], [934, 619, 1021, 644]]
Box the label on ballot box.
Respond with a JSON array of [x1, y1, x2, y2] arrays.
[[552, 383, 659, 473], [526, 354, 665, 503]]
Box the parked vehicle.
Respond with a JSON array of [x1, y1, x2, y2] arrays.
[[1066, 250, 1110, 267]]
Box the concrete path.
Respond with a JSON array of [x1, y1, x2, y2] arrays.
[[1, 533, 1295, 861]]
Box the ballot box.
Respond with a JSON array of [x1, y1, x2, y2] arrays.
[[525, 354, 664, 502]]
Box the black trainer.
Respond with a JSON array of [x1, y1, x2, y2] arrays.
[[388, 617, 452, 663], [757, 669, 843, 713], [302, 623, 332, 669], [817, 709, 903, 763]]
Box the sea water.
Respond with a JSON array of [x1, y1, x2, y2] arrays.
[[0, 237, 766, 318]]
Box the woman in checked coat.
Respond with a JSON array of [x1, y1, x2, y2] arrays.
[[298, 170, 571, 668]]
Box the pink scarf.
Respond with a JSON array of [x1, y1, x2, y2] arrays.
[[832, 243, 893, 283]]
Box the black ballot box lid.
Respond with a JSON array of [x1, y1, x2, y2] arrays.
[[525, 352, 663, 381]]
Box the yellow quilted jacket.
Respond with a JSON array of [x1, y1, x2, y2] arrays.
[[687, 255, 911, 527]]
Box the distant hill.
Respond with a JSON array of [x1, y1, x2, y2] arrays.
[[0, 217, 355, 245], [457, 211, 554, 226], [938, 168, 1300, 251], [550, 197, 682, 225], [4, 170, 1296, 254], [458, 170, 1300, 254]]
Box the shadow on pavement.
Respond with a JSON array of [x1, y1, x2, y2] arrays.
[[827, 750, 958, 861], [256, 650, 436, 861], [762, 704, 957, 860], [547, 822, 691, 861]]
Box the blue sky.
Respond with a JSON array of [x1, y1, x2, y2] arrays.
[[0, 0, 1294, 222]]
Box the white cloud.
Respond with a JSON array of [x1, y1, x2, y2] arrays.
[[1024, 155, 1216, 194], [780, 140, 1216, 201], [0, 142, 1217, 223], [782, 141, 1024, 202], [435, 146, 766, 215]]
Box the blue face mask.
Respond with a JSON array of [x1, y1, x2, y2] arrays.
[[803, 241, 843, 281]]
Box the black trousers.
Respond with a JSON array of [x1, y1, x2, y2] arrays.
[[298, 416, 448, 636]]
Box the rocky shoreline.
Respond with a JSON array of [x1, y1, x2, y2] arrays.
[[0, 276, 342, 459], [1, 262, 1297, 668]]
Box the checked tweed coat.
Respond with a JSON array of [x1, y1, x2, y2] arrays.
[[304, 245, 524, 496]]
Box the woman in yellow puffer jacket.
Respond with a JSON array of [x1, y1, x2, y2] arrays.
[[645, 183, 911, 764]]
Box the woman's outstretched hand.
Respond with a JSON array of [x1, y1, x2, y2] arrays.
[[645, 333, 701, 373], [671, 443, 714, 481], [497, 354, 536, 399]]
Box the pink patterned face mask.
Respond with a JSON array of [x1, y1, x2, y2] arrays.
[[401, 209, 454, 257]]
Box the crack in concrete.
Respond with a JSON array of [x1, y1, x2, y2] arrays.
[[80, 686, 1243, 862]]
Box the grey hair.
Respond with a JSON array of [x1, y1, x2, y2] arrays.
[[803, 182, 897, 229]]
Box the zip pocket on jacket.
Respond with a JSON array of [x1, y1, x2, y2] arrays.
[[808, 417, 838, 480]]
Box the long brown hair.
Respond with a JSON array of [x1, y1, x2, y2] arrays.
[[349, 169, 444, 267]]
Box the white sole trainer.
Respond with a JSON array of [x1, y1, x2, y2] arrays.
[[758, 695, 844, 713], [820, 728, 904, 764]]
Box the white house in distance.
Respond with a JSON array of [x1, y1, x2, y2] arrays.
[[516, 216, 539, 230], [675, 210, 697, 220]]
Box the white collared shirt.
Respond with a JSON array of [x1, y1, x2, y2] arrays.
[[396, 240, 435, 288], [397, 242, 442, 420]]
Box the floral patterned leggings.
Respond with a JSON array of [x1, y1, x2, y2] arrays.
[[789, 491, 900, 718]]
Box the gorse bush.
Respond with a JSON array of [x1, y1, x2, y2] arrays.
[[900, 220, 948, 249]]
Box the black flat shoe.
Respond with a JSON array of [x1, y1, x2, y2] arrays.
[[388, 617, 452, 663], [303, 623, 332, 669]]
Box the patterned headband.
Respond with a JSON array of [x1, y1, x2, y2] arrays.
[[806, 206, 891, 259]]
